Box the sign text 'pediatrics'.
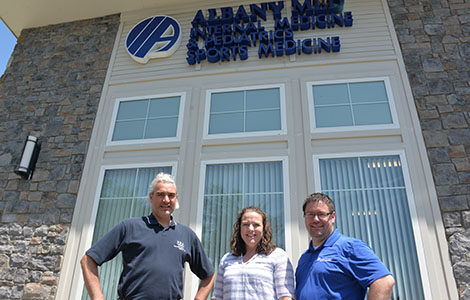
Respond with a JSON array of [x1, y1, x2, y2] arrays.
[[186, 0, 353, 65]]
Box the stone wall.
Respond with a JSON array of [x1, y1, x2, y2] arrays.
[[0, 14, 120, 299], [387, 0, 470, 298]]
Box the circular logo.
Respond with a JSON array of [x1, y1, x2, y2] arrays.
[[126, 16, 182, 64]]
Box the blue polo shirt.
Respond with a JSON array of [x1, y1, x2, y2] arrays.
[[295, 229, 391, 300], [86, 214, 214, 300]]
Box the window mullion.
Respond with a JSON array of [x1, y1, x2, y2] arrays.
[[243, 91, 247, 133], [141, 100, 150, 139], [347, 83, 356, 126], [242, 163, 246, 207]]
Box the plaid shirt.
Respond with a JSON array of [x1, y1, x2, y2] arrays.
[[212, 248, 295, 300]]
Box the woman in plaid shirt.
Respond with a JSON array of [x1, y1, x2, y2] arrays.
[[211, 206, 295, 300]]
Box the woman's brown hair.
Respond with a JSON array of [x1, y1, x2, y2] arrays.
[[230, 206, 276, 256]]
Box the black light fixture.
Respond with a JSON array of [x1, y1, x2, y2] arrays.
[[14, 135, 41, 180]]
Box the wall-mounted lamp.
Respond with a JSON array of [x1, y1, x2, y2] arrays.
[[14, 135, 41, 180]]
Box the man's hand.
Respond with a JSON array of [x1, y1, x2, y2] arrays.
[[367, 275, 395, 300], [80, 254, 105, 300], [194, 273, 216, 300]]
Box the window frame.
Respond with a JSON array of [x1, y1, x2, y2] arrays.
[[195, 156, 292, 256], [203, 84, 287, 139], [76, 161, 178, 300], [312, 150, 432, 299], [106, 92, 186, 146], [307, 77, 400, 133]]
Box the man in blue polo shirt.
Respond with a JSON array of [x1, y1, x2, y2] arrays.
[[295, 193, 395, 300], [81, 173, 215, 300]]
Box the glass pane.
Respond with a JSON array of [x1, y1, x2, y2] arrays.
[[360, 156, 405, 188], [202, 161, 285, 283], [134, 167, 162, 197], [319, 156, 424, 300], [148, 97, 180, 117], [246, 88, 280, 110], [350, 81, 388, 103], [313, 84, 349, 105], [210, 91, 244, 113], [112, 120, 145, 141], [315, 105, 353, 128], [82, 166, 172, 300], [100, 169, 137, 198], [116, 100, 148, 120], [202, 194, 242, 271], [244, 161, 284, 193], [245, 110, 281, 132], [245, 193, 284, 248], [205, 163, 243, 195], [319, 158, 361, 191], [353, 103, 392, 125], [144, 117, 178, 138], [209, 112, 244, 134], [113, 97, 181, 142]]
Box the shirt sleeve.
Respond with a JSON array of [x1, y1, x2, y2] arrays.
[[85, 220, 127, 266], [346, 240, 392, 288], [273, 248, 295, 299], [211, 253, 228, 300], [188, 230, 215, 280]]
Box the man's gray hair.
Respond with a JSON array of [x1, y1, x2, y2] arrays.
[[149, 172, 176, 193], [149, 172, 179, 209]]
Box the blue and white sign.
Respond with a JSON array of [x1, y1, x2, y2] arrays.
[[126, 16, 182, 64]]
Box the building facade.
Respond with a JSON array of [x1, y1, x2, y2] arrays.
[[0, 0, 468, 299]]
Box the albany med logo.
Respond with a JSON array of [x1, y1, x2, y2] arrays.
[[126, 16, 182, 64]]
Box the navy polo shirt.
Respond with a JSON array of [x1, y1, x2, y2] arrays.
[[86, 214, 214, 300], [295, 229, 391, 300]]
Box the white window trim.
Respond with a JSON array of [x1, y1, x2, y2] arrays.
[[203, 84, 288, 140], [74, 161, 177, 300], [312, 150, 432, 299], [106, 92, 186, 146], [189, 156, 291, 299], [307, 77, 400, 133]]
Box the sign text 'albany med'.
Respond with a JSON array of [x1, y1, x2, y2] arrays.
[[186, 0, 353, 65]]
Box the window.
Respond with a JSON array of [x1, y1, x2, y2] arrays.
[[309, 78, 397, 130], [315, 154, 424, 300], [82, 165, 173, 300], [205, 85, 285, 137], [109, 94, 184, 144], [200, 160, 287, 271]]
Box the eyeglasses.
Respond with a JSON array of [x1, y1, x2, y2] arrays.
[[304, 212, 333, 220], [155, 192, 177, 200]]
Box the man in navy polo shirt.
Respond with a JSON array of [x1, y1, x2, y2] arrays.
[[81, 173, 215, 300], [295, 193, 395, 300]]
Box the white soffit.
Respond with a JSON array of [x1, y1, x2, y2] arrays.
[[0, 0, 194, 37]]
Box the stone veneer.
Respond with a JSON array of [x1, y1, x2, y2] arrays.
[[0, 14, 120, 299], [388, 0, 470, 298]]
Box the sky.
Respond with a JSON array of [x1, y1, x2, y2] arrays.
[[0, 20, 17, 76]]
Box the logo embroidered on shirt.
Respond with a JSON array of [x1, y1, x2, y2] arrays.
[[173, 240, 185, 252], [317, 257, 333, 262]]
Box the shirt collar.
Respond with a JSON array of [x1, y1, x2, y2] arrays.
[[145, 213, 176, 228], [308, 229, 340, 252]]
